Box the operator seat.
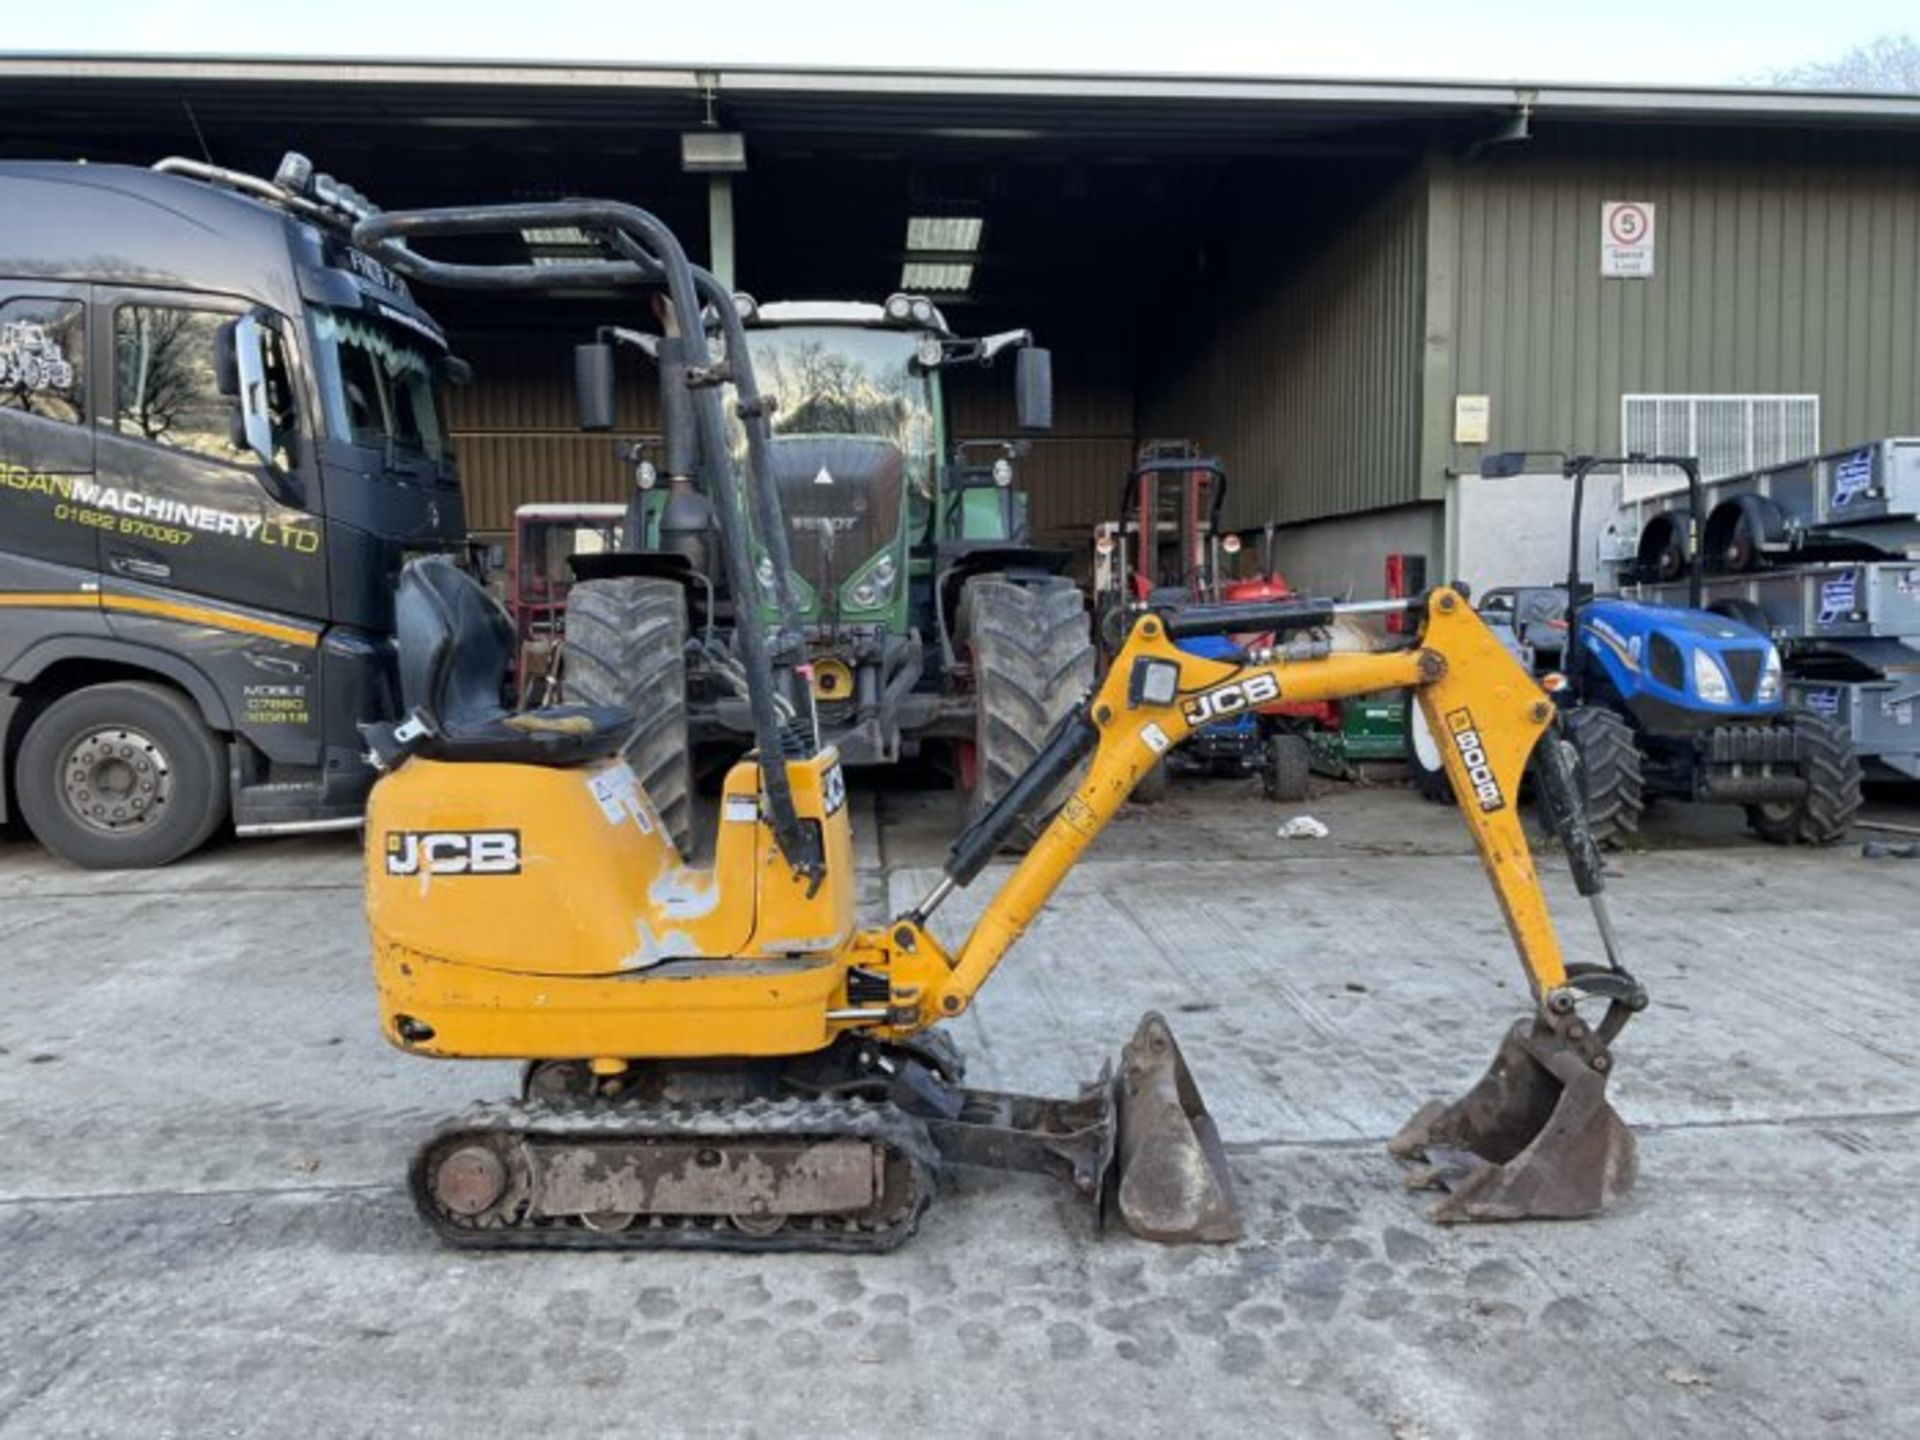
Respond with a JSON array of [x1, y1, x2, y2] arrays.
[[363, 556, 632, 769]]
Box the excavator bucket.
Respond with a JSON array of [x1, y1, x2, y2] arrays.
[[1109, 1011, 1244, 1243], [1390, 1016, 1636, 1222]]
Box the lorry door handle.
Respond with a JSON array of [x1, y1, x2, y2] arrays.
[[110, 553, 172, 582]]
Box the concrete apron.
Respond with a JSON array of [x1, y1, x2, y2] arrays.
[[0, 788, 1916, 1437]]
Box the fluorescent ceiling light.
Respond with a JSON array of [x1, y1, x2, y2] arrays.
[[419, 116, 536, 131], [522, 226, 593, 247], [906, 216, 984, 252], [901, 261, 973, 293], [927, 126, 1043, 141]]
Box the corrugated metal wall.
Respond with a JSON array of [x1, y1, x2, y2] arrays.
[[449, 329, 1135, 541], [1140, 168, 1429, 528], [446, 333, 661, 534], [1438, 129, 1920, 475]]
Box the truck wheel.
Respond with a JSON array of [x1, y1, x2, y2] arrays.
[[563, 577, 694, 858], [1406, 701, 1455, 805], [1261, 730, 1313, 803], [16, 682, 228, 869], [1561, 706, 1644, 849], [1745, 709, 1862, 846], [964, 576, 1096, 842]]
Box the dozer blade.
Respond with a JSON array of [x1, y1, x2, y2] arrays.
[[1390, 1016, 1636, 1223], [1110, 1011, 1244, 1243]]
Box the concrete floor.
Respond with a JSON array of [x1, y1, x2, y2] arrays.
[[2, 777, 1917, 1438]]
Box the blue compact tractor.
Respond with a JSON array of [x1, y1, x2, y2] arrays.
[[1413, 451, 1861, 847]]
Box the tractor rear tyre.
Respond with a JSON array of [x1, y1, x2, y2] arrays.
[[1561, 706, 1644, 850], [963, 576, 1097, 842], [562, 577, 694, 857], [1261, 729, 1313, 803], [1745, 709, 1862, 846]]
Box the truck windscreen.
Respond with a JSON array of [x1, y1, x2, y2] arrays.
[[310, 307, 450, 465]]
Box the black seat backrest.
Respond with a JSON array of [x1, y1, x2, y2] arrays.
[[394, 556, 514, 733]]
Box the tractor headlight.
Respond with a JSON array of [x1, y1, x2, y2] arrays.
[[992, 458, 1014, 488], [848, 555, 895, 610], [1691, 648, 1733, 704], [1757, 646, 1783, 703], [756, 555, 777, 594]]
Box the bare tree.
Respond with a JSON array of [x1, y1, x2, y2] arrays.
[[116, 309, 207, 444], [1770, 33, 1920, 93]]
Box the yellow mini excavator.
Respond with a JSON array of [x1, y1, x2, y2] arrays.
[[352, 198, 1647, 1252]]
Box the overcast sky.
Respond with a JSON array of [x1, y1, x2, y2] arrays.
[[10, 1, 1917, 86]]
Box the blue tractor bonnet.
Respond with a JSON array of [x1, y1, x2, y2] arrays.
[[1578, 598, 1781, 722]]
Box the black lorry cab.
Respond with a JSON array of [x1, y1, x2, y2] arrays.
[[0, 155, 466, 866]]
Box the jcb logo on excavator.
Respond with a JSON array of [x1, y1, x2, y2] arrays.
[[385, 830, 522, 876], [1444, 709, 1506, 812], [1181, 673, 1280, 727]]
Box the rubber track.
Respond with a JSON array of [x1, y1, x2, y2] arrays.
[[409, 1096, 938, 1254], [561, 577, 694, 856], [1748, 708, 1863, 846], [965, 576, 1097, 830], [1563, 707, 1644, 849]]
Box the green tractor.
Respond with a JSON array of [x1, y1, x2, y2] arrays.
[[563, 293, 1094, 854]]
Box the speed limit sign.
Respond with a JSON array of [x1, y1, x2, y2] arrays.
[[1601, 201, 1656, 278]]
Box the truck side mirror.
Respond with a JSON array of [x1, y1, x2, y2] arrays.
[[1479, 451, 1528, 479], [214, 319, 242, 398], [1015, 346, 1053, 432], [227, 314, 277, 469], [574, 341, 617, 432]]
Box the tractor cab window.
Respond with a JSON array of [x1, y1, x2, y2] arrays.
[[733, 326, 933, 590], [310, 307, 449, 465]]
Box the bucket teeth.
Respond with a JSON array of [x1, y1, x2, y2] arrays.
[[1391, 1016, 1637, 1223], [1110, 1011, 1243, 1244]]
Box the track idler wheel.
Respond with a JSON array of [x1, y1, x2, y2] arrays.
[[1389, 1008, 1636, 1223], [1110, 1012, 1243, 1243]]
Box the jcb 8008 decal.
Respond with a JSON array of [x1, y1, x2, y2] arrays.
[[1444, 709, 1506, 812], [385, 830, 521, 876], [1181, 673, 1280, 726]]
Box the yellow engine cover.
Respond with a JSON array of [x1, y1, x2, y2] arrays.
[[364, 750, 861, 1060]]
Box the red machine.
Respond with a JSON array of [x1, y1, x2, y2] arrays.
[[1220, 527, 1342, 763], [1093, 447, 1315, 801], [505, 502, 625, 701]]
